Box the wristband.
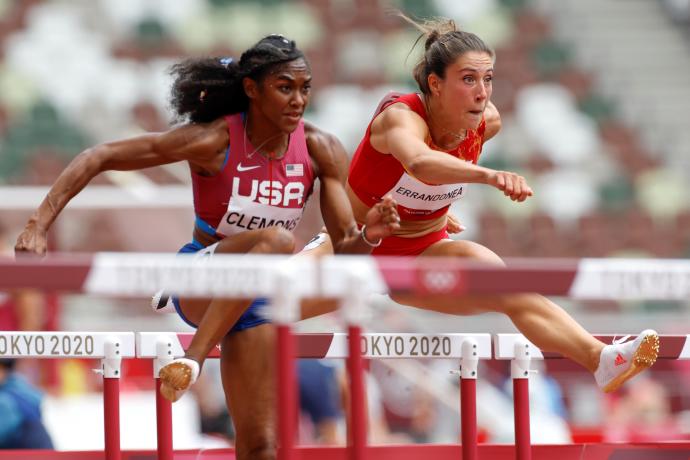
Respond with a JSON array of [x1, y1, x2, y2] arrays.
[[361, 224, 382, 247]]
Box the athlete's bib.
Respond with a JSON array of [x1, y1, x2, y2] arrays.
[[216, 194, 303, 237], [386, 173, 466, 213]]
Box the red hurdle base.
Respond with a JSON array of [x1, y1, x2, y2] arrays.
[[103, 377, 121, 460], [155, 378, 174, 460], [1, 444, 689, 460]]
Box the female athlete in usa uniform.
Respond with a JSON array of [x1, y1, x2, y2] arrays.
[[15, 35, 399, 460]]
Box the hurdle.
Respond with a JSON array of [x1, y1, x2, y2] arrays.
[[137, 331, 493, 460], [3, 253, 690, 459], [495, 333, 690, 460], [0, 331, 136, 460], [6, 253, 690, 300]]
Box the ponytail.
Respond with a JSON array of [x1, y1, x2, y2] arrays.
[[397, 12, 494, 95]]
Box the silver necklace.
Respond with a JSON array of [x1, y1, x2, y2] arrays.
[[243, 114, 284, 159]]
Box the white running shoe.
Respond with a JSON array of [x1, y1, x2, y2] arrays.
[[151, 290, 175, 313], [159, 358, 200, 402], [594, 329, 659, 393]]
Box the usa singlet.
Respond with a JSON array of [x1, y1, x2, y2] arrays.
[[192, 113, 315, 240], [348, 92, 486, 222]]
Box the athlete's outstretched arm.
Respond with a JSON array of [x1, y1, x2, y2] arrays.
[[15, 120, 228, 256], [371, 104, 531, 202], [305, 123, 399, 254]]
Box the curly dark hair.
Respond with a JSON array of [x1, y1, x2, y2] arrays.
[[169, 34, 307, 124]]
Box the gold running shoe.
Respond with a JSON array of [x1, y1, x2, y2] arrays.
[[594, 330, 659, 393], [159, 358, 200, 402]]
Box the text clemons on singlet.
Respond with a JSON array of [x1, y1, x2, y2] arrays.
[[218, 179, 306, 235]]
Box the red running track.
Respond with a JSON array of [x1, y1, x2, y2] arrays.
[[1, 444, 690, 460]]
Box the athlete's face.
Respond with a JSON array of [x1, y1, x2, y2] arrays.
[[253, 58, 312, 134], [430, 51, 493, 130]]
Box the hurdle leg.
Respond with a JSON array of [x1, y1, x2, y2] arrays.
[[459, 338, 479, 460], [347, 324, 366, 460], [342, 269, 369, 460], [101, 338, 123, 460], [512, 340, 532, 460], [273, 266, 300, 460], [154, 339, 174, 460], [276, 323, 297, 460]]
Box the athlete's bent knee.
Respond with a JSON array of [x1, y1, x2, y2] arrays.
[[261, 227, 295, 254]]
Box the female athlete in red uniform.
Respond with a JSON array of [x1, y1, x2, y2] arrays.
[[346, 16, 658, 394], [15, 35, 399, 460]]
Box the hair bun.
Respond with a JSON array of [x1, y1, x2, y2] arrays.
[[424, 30, 441, 50]]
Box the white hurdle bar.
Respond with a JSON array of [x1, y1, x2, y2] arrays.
[[137, 332, 492, 460], [494, 333, 690, 460], [5, 254, 690, 300], [0, 332, 135, 460]]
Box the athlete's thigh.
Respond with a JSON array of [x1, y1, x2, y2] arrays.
[[295, 231, 339, 319], [219, 324, 276, 451], [214, 227, 293, 254], [175, 298, 212, 325], [181, 232, 336, 324], [420, 238, 505, 266], [390, 239, 505, 314], [176, 237, 259, 325]]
